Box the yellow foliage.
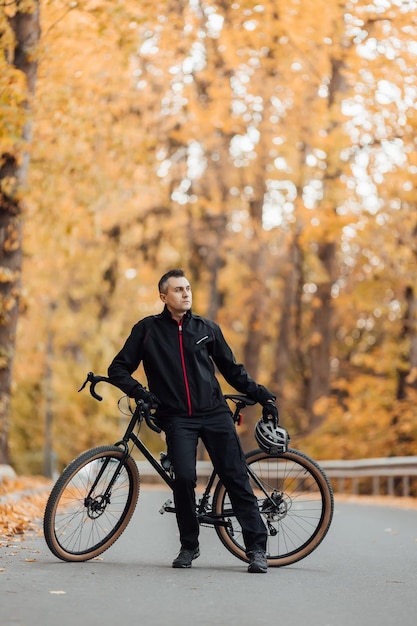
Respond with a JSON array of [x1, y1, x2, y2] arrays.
[[1, 0, 417, 471], [0, 268, 17, 284], [0, 476, 52, 537], [309, 331, 323, 347]]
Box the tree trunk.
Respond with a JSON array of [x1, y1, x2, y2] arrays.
[[239, 194, 268, 451], [397, 285, 417, 399], [0, 3, 40, 464], [273, 234, 302, 399], [304, 240, 335, 431]]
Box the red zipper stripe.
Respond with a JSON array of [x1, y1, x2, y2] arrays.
[[178, 321, 192, 415]]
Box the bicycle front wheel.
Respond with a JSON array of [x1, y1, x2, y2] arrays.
[[213, 448, 334, 567], [43, 446, 140, 562]]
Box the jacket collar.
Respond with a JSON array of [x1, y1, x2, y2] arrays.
[[161, 305, 193, 321]]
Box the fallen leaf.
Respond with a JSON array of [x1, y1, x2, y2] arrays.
[[0, 476, 52, 539]]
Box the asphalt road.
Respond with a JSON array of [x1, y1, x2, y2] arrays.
[[1, 488, 416, 626]]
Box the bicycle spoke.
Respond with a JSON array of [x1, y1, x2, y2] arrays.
[[44, 447, 139, 561], [213, 449, 333, 566]]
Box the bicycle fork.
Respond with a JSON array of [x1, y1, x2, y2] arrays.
[[84, 443, 130, 518]]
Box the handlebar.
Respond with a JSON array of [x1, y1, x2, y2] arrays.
[[79, 373, 263, 434], [136, 399, 162, 434], [78, 371, 110, 401], [78, 371, 162, 434]]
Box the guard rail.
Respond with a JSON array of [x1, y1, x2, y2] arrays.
[[136, 455, 417, 497]]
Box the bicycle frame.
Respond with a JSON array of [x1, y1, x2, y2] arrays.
[[79, 371, 282, 531], [116, 403, 175, 489], [111, 401, 235, 529]]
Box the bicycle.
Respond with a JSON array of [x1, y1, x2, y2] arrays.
[[43, 372, 334, 567]]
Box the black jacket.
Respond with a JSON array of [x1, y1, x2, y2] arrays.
[[108, 306, 275, 419]]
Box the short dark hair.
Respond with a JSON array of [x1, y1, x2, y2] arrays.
[[158, 269, 185, 294]]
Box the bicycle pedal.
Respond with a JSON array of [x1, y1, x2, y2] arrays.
[[159, 498, 173, 515]]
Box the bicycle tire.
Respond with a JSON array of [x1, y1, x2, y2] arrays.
[[43, 446, 140, 562], [212, 447, 334, 567]]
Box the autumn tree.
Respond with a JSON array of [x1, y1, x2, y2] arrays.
[[4, 0, 417, 474], [10, 0, 170, 472], [0, 0, 40, 464], [309, 1, 417, 460]]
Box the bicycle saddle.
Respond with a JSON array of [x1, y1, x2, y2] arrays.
[[224, 394, 257, 406]]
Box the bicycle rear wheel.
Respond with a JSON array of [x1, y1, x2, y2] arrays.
[[43, 446, 140, 562], [213, 448, 334, 567]]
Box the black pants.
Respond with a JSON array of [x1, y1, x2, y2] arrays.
[[164, 412, 267, 554]]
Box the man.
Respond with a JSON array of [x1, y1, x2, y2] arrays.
[[108, 269, 278, 573]]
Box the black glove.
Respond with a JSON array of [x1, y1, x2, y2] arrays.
[[133, 387, 161, 408], [262, 401, 279, 426]]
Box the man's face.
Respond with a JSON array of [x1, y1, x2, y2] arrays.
[[160, 276, 192, 318]]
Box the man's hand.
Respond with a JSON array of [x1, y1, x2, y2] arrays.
[[262, 400, 279, 426], [134, 387, 161, 408]]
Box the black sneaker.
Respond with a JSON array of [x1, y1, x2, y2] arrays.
[[247, 550, 268, 573], [172, 547, 200, 568]]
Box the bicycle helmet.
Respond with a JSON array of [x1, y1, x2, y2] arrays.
[[255, 419, 289, 454]]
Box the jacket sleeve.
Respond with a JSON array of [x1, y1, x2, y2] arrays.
[[209, 323, 276, 405], [107, 322, 147, 398]]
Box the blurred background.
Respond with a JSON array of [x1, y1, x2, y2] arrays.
[[1, 1, 417, 492]]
